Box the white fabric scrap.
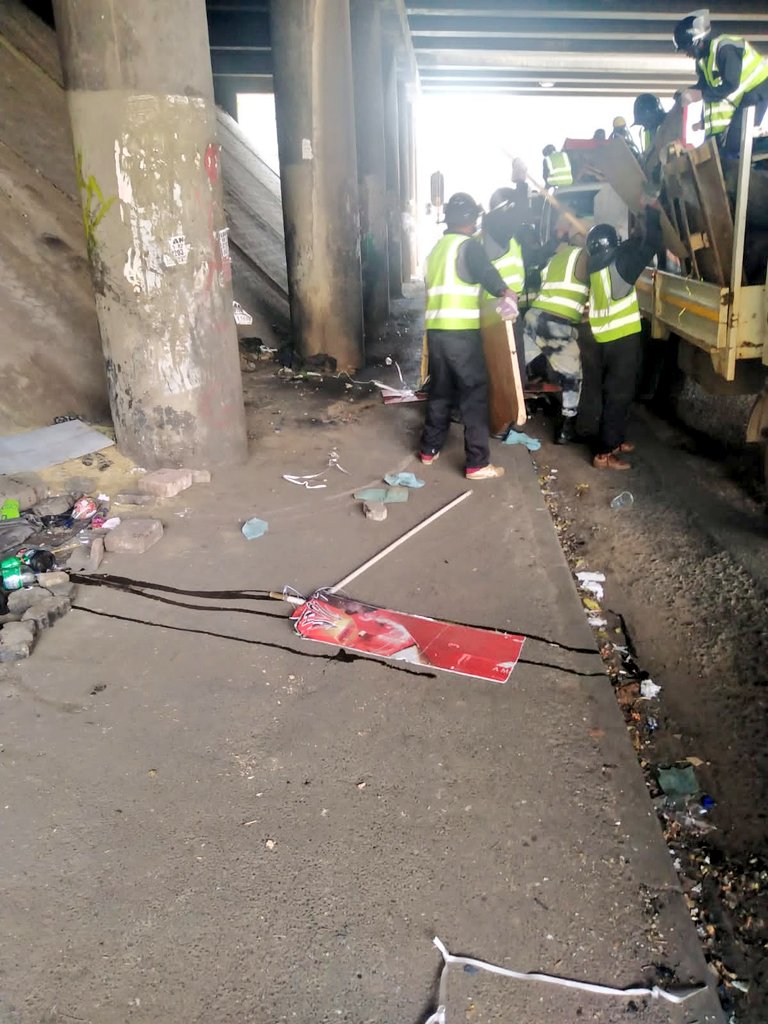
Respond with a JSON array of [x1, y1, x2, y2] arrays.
[[640, 679, 662, 699], [422, 937, 706, 1023], [587, 616, 608, 628], [576, 571, 606, 602], [283, 450, 349, 489]]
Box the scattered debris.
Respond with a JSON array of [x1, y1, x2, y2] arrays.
[[576, 570, 606, 602], [502, 429, 541, 451], [283, 449, 350, 489], [363, 501, 387, 522], [610, 490, 634, 510], [383, 472, 424, 489], [640, 679, 662, 699], [115, 493, 154, 506], [658, 764, 699, 798], [353, 486, 409, 504], [242, 517, 269, 541]]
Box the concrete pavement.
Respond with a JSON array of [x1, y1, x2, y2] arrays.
[[0, 390, 724, 1023]]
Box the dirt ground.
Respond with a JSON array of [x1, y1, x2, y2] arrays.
[[522, 388, 768, 1024], [0, 295, 764, 1023]]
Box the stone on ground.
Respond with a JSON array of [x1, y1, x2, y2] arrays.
[[104, 518, 163, 554]]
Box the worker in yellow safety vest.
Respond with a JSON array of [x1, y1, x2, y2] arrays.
[[421, 192, 515, 480], [674, 11, 768, 155], [522, 235, 589, 445], [585, 203, 662, 470], [542, 145, 573, 187], [632, 94, 666, 155]]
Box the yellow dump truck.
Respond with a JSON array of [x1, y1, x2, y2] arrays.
[[637, 110, 768, 469]]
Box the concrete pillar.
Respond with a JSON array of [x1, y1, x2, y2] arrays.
[[270, 0, 364, 371], [351, 0, 390, 342], [214, 79, 240, 121], [383, 47, 403, 298], [53, 0, 247, 468], [397, 81, 418, 284]]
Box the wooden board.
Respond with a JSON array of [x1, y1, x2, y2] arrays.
[[640, 104, 685, 182], [586, 139, 689, 259], [480, 296, 526, 433], [419, 305, 526, 436]]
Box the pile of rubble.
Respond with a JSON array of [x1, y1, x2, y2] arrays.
[[0, 467, 210, 662]]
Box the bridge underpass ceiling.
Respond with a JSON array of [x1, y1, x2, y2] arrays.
[[206, 1, 768, 100]]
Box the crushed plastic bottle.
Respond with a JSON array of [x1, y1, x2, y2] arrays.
[[654, 794, 717, 833], [610, 490, 634, 510]]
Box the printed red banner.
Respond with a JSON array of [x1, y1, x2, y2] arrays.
[[292, 590, 525, 683]]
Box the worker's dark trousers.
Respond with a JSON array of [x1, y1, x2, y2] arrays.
[[594, 332, 641, 455], [421, 329, 490, 469]]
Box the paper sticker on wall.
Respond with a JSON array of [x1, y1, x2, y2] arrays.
[[301, 138, 313, 160], [218, 227, 231, 262], [163, 234, 190, 267], [233, 300, 253, 326]]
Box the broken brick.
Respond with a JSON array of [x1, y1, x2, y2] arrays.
[[104, 518, 163, 554], [137, 469, 192, 498], [21, 595, 71, 631], [7, 587, 51, 615]]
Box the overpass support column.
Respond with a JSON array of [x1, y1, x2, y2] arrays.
[[351, 0, 390, 343], [383, 47, 403, 298], [270, 0, 364, 370], [53, 0, 247, 468], [398, 81, 418, 283]]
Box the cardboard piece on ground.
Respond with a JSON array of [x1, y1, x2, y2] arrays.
[[480, 295, 526, 434], [292, 590, 525, 683], [586, 139, 688, 259], [0, 420, 115, 474]]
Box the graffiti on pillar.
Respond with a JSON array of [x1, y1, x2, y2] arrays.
[[75, 151, 116, 265], [204, 143, 220, 185]]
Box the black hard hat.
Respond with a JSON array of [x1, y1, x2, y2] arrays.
[[586, 223, 620, 270], [542, 144, 556, 157], [443, 192, 481, 226], [673, 11, 710, 53], [633, 93, 664, 127]]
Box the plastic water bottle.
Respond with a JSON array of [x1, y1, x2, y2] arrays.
[[610, 491, 634, 510], [1, 556, 36, 591]]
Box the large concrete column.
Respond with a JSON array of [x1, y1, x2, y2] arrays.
[[53, 0, 247, 468], [397, 80, 418, 284], [351, 0, 390, 342], [270, 0, 364, 371], [383, 47, 403, 299]]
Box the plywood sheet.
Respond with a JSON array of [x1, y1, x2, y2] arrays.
[[480, 297, 525, 434], [587, 139, 688, 259]]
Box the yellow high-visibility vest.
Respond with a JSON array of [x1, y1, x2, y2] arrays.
[[699, 35, 768, 136], [532, 247, 589, 324], [425, 235, 481, 330], [544, 152, 573, 187], [588, 266, 641, 342]]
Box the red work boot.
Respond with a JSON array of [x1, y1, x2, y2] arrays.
[[419, 451, 440, 466], [466, 464, 505, 480]]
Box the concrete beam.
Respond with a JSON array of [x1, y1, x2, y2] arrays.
[[53, 0, 247, 468]]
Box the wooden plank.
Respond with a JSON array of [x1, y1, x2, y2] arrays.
[[480, 296, 526, 433], [640, 103, 685, 183], [687, 140, 734, 287], [585, 139, 688, 259]]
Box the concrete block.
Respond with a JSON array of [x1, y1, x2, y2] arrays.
[[21, 595, 70, 630], [137, 469, 192, 498], [115, 493, 154, 506], [7, 586, 51, 615], [0, 620, 36, 661], [187, 468, 211, 484], [363, 501, 387, 522], [44, 580, 75, 599], [104, 518, 163, 554], [35, 571, 69, 589], [65, 535, 104, 573], [33, 495, 73, 517]]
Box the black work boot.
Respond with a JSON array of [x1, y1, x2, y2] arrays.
[[554, 416, 578, 445]]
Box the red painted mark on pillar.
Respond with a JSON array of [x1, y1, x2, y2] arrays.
[[204, 143, 221, 185]]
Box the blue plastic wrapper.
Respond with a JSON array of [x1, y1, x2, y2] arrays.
[[242, 517, 269, 540]]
